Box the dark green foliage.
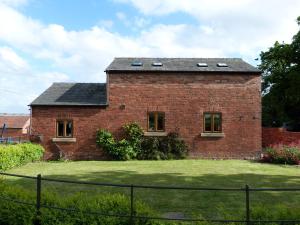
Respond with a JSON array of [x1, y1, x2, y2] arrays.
[[260, 17, 300, 130], [0, 143, 44, 171], [261, 145, 300, 165], [96, 129, 135, 160], [96, 123, 187, 160], [139, 136, 163, 160], [0, 182, 158, 225], [123, 122, 144, 155], [140, 133, 187, 160]]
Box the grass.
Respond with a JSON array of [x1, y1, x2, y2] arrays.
[[2, 160, 300, 220]]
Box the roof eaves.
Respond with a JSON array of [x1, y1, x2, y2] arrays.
[[106, 69, 261, 74]]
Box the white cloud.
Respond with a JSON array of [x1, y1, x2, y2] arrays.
[[98, 19, 114, 29], [116, 0, 300, 54], [0, 47, 29, 73], [0, 0, 300, 113], [0, 47, 69, 113], [0, 0, 28, 7], [134, 17, 151, 28]]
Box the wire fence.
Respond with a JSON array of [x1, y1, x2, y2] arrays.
[[0, 171, 300, 225], [0, 136, 28, 144]]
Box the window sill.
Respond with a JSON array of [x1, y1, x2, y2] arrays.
[[52, 138, 76, 143], [144, 132, 167, 137], [201, 132, 225, 138]]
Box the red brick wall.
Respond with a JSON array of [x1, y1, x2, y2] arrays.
[[31, 72, 262, 160], [0, 128, 28, 138], [262, 127, 300, 147]]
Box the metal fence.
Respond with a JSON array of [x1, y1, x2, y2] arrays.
[[0, 171, 300, 225], [0, 136, 27, 144]]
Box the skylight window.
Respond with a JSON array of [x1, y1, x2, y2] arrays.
[[152, 62, 163, 67], [217, 63, 228, 67], [197, 63, 208, 67], [131, 61, 143, 66]]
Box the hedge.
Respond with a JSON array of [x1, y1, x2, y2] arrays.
[[0, 182, 299, 225], [0, 143, 44, 171], [0, 182, 159, 225]]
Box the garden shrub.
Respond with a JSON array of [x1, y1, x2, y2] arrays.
[[160, 132, 187, 159], [0, 143, 44, 171], [140, 133, 187, 160], [261, 144, 300, 165], [0, 182, 159, 225], [123, 122, 144, 155], [96, 129, 136, 160], [97, 123, 187, 160], [139, 136, 163, 160]]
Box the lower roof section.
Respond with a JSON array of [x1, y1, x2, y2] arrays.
[[30, 83, 107, 106]]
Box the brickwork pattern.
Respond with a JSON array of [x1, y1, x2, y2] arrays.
[[262, 127, 300, 147], [32, 72, 262, 160]]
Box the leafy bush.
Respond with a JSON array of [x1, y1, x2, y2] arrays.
[[123, 122, 144, 155], [0, 182, 159, 225], [0, 143, 44, 170], [140, 133, 187, 160], [139, 136, 163, 160], [96, 129, 136, 160], [97, 123, 187, 161], [261, 144, 300, 165], [160, 132, 187, 159]]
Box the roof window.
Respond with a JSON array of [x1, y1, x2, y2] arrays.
[[152, 62, 163, 67], [217, 63, 228, 67], [197, 63, 208, 67], [131, 61, 143, 66]]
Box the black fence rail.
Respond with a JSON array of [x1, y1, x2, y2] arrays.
[[0, 171, 300, 224]]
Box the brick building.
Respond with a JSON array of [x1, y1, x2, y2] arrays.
[[0, 114, 30, 138], [30, 58, 261, 160]]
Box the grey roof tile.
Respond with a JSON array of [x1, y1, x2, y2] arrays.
[[30, 83, 107, 106], [105, 57, 260, 73]]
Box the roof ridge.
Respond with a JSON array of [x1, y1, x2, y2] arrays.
[[0, 113, 29, 116], [53, 82, 106, 84], [114, 57, 243, 59]]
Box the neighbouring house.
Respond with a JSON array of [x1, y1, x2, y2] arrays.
[[0, 114, 30, 138], [30, 58, 261, 160]]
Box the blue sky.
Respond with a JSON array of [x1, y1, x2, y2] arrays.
[[0, 0, 300, 113]]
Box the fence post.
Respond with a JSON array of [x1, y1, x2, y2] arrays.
[[245, 184, 250, 225], [35, 174, 42, 225], [130, 185, 134, 223]]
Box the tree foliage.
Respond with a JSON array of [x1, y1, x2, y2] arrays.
[[259, 16, 300, 130]]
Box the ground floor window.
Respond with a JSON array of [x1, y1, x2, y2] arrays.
[[56, 120, 73, 137], [148, 112, 165, 132], [204, 112, 222, 132]]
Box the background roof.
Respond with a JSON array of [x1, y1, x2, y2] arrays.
[[0, 114, 30, 128], [106, 58, 261, 73], [30, 83, 107, 106]]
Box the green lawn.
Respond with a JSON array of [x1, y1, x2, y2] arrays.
[[2, 160, 300, 220]]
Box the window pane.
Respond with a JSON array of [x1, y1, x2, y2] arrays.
[[157, 113, 165, 131], [57, 121, 64, 137], [214, 114, 221, 132], [148, 113, 155, 131], [204, 114, 212, 132], [66, 121, 73, 137]]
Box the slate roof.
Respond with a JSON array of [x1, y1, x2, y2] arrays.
[[106, 57, 261, 73], [0, 114, 30, 129], [30, 83, 107, 106]]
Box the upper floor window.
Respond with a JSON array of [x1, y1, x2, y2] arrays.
[[56, 120, 73, 138], [148, 112, 165, 132], [204, 113, 222, 133]]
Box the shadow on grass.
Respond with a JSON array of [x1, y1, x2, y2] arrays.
[[2, 169, 300, 220]]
